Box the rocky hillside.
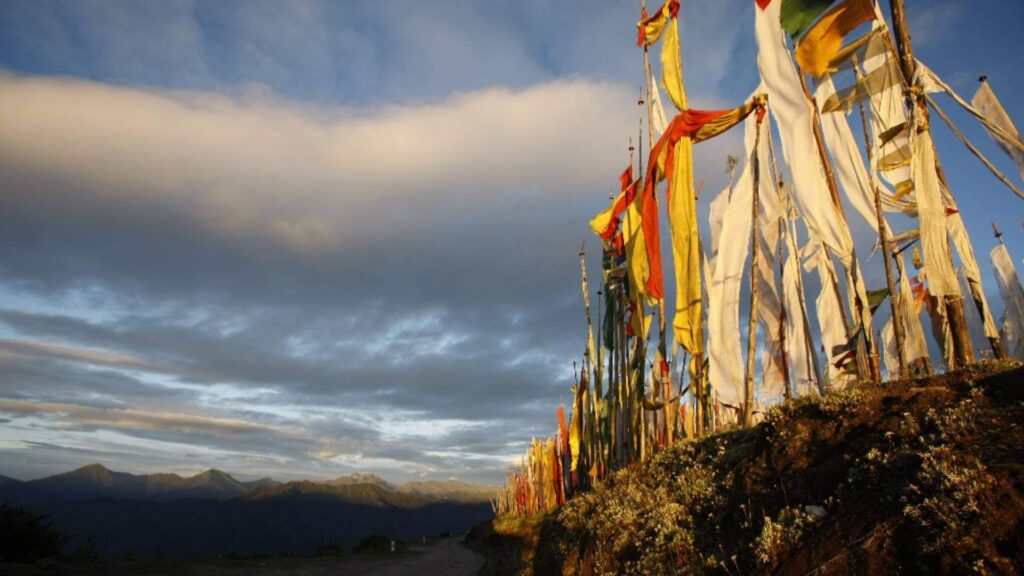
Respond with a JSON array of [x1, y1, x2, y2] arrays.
[[468, 361, 1024, 575]]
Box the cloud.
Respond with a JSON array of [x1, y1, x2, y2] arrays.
[[0, 399, 273, 436], [0, 338, 159, 372], [0, 0, 765, 483], [0, 0, 755, 105], [0, 73, 632, 254], [0, 74, 632, 482]]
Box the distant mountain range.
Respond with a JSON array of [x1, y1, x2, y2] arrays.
[[1, 463, 496, 504], [0, 464, 497, 559]]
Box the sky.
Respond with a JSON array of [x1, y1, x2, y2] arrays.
[[0, 0, 1022, 484]]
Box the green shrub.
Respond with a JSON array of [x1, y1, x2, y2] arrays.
[[0, 502, 64, 563], [314, 540, 345, 557]]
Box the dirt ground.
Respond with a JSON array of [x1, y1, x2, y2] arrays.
[[0, 537, 484, 576]]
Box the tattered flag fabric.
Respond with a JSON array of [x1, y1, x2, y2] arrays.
[[815, 75, 888, 234], [859, 24, 916, 207], [909, 103, 961, 301], [819, 59, 902, 114], [896, 254, 932, 370], [708, 108, 770, 407], [782, 213, 818, 394], [756, 0, 856, 266], [946, 211, 1000, 341], [881, 319, 897, 380], [991, 243, 1024, 360], [805, 239, 853, 388], [650, 72, 670, 137], [973, 79, 1024, 185], [779, 0, 835, 39], [756, 152, 787, 402]]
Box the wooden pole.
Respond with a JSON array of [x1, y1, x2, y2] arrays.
[[634, 106, 647, 460], [785, 184, 825, 393], [641, 31, 671, 448], [766, 122, 824, 394], [743, 119, 763, 427], [929, 152, 1008, 361], [888, 0, 973, 370], [580, 243, 600, 400], [797, 72, 876, 383], [777, 215, 793, 399], [853, 66, 909, 379]]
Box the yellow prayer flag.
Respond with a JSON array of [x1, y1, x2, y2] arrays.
[[795, 0, 876, 78], [637, 1, 686, 111], [668, 136, 703, 355]]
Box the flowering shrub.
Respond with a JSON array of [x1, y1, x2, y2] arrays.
[[754, 506, 817, 566]]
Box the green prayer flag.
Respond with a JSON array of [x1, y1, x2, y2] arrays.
[[603, 283, 616, 350], [780, 0, 835, 39], [867, 287, 890, 313]]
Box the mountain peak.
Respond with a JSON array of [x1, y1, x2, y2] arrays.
[[327, 472, 394, 489], [64, 463, 119, 483], [194, 468, 231, 479], [74, 463, 111, 474]]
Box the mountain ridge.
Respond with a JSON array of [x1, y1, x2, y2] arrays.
[[0, 463, 498, 504], [0, 465, 498, 560]]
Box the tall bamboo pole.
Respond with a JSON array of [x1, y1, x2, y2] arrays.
[[777, 215, 793, 399], [580, 244, 600, 400], [785, 184, 825, 392], [640, 29, 671, 448], [930, 154, 1007, 361], [743, 120, 763, 427], [579, 243, 604, 480], [634, 103, 647, 459], [766, 124, 824, 394], [853, 66, 909, 379], [797, 72, 876, 384], [888, 0, 972, 370]]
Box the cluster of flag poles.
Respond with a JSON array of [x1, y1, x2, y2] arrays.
[[493, 0, 1024, 518]]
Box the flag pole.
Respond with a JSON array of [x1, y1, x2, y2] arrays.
[[797, 72, 878, 384], [743, 118, 763, 427], [634, 2, 667, 446], [888, 0, 973, 370], [994, 221, 1005, 245], [777, 214, 792, 399], [766, 121, 823, 393], [852, 65, 909, 379]]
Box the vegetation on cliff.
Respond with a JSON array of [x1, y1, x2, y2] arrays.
[[470, 361, 1024, 575]]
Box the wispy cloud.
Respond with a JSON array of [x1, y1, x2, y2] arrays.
[[0, 399, 273, 436], [907, 2, 962, 50]]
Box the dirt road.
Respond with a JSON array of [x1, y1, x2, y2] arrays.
[[0, 537, 485, 576], [322, 537, 484, 576]]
